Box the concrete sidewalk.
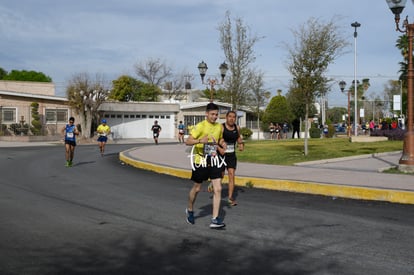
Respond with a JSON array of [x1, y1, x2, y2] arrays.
[[119, 143, 414, 205]]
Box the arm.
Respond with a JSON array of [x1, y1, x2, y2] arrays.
[[186, 134, 208, 146], [236, 125, 244, 151]]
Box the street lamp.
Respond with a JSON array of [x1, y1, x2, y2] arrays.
[[386, 0, 414, 171], [339, 81, 351, 137], [197, 60, 228, 102], [351, 21, 361, 136]]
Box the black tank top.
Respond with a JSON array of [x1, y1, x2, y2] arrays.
[[222, 123, 239, 145]]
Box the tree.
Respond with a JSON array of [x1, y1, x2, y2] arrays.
[[382, 79, 405, 117], [396, 34, 409, 86], [218, 11, 262, 110], [66, 73, 110, 139], [262, 90, 293, 129], [109, 75, 160, 102], [30, 102, 42, 135], [247, 72, 270, 139], [2, 69, 52, 82], [285, 17, 348, 155], [0, 67, 7, 79], [327, 106, 347, 124], [134, 58, 172, 86]]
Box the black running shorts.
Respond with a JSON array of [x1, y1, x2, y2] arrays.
[[191, 165, 224, 183], [224, 153, 237, 169]]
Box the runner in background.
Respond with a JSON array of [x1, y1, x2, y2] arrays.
[[221, 110, 244, 206], [97, 119, 111, 156], [61, 117, 79, 167], [151, 120, 162, 145]]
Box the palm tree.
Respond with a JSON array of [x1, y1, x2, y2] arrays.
[[396, 34, 408, 87]]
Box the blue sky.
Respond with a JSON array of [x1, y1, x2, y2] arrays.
[[0, 0, 412, 107]]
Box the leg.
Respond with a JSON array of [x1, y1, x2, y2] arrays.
[[101, 141, 106, 155], [227, 167, 235, 199], [211, 178, 222, 218], [65, 143, 70, 161], [187, 182, 201, 211], [69, 145, 75, 161]]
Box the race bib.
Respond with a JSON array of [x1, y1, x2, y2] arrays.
[[100, 132, 107, 137], [66, 132, 74, 138], [203, 143, 217, 156], [225, 144, 235, 153], [179, 129, 184, 134]]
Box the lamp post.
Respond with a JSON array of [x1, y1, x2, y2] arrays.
[[339, 81, 351, 137], [386, 0, 414, 171], [197, 60, 228, 102], [351, 21, 361, 136]]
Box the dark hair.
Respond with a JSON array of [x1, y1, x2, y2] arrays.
[[69, 117, 75, 122], [206, 102, 219, 111], [226, 110, 236, 117]]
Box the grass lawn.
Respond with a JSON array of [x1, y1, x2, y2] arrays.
[[238, 138, 403, 166]]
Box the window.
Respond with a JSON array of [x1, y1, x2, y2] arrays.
[[45, 109, 68, 123], [1, 108, 16, 123]]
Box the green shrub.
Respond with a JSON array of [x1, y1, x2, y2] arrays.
[[240, 127, 253, 139], [309, 127, 321, 138], [30, 102, 42, 135], [327, 124, 335, 138], [9, 123, 29, 135]]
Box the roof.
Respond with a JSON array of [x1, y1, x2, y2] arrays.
[[180, 101, 232, 110], [99, 101, 180, 113], [0, 90, 68, 102]]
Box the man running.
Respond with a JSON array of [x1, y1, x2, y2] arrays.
[[151, 120, 162, 145], [177, 120, 185, 144], [61, 117, 79, 167], [97, 119, 111, 156], [221, 110, 244, 206], [185, 102, 226, 229]]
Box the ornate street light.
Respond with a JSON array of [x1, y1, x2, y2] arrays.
[[197, 60, 228, 102], [385, 0, 414, 171], [339, 80, 351, 137]]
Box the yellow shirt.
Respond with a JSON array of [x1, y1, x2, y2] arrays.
[[190, 120, 223, 164], [97, 124, 110, 136]]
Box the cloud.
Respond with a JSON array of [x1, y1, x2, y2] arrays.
[[0, 0, 410, 102]]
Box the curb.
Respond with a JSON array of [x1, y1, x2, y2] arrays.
[[119, 149, 414, 205]]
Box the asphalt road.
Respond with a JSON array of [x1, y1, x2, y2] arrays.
[[1, 143, 414, 275]]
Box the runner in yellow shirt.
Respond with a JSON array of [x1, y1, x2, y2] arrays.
[[185, 102, 227, 229], [97, 119, 111, 156]]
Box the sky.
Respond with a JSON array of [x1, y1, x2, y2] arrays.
[[0, 0, 412, 107]]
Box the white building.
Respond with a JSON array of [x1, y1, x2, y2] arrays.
[[99, 101, 180, 139]]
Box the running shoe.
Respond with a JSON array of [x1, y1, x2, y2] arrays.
[[68, 160, 72, 167], [207, 182, 214, 193], [65, 161, 70, 167], [228, 198, 238, 206], [210, 217, 225, 229], [186, 208, 195, 224]]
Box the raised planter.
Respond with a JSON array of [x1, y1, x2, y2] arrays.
[[350, 136, 388, 143]]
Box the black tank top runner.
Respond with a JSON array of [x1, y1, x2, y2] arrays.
[[222, 123, 239, 145]]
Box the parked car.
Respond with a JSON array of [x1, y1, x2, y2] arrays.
[[334, 123, 346, 133]]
